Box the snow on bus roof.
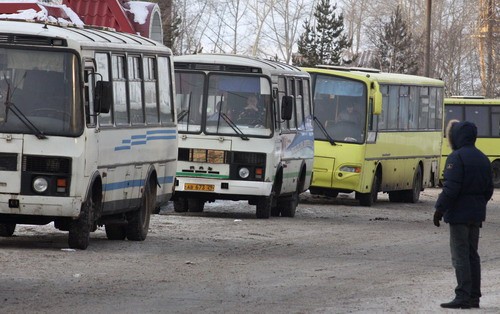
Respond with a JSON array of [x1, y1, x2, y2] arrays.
[[0, 1, 84, 27]]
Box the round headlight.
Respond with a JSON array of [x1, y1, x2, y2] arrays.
[[33, 177, 49, 193], [238, 167, 250, 179]]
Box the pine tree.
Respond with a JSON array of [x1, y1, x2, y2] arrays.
[[294, 0, 351, 67], [371, 6, 419, 74]]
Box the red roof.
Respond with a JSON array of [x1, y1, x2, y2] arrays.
[[63, 0, 135, 33]]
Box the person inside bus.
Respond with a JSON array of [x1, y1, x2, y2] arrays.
[[337, 103, 361, 125], [237, 95, 264, 125]]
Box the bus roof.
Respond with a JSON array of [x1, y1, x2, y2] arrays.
[[174, 54, 309, 78], [302, 66, 444, 87], [444, 97, 500, 105], [0, 20, 171, 54]]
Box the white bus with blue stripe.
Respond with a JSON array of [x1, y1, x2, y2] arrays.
[[0, 20, 177, 249], [173, 54, 313, 218]]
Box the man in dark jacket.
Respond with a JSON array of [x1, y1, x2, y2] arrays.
[[434, 120, 494, 309]]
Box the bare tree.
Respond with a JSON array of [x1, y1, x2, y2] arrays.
[[247, 0, 275, 56]]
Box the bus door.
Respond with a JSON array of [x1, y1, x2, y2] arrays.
[[83, 59, 99, 177]]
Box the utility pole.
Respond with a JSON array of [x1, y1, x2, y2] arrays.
[[424, 0, 432, 77]]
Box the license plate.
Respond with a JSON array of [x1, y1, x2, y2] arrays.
[[184, 183, 215, 192]]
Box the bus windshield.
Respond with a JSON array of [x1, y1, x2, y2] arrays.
[[0, 48, 83, 137], [175, 71, 272, 137], [313, 74, 367, 143]]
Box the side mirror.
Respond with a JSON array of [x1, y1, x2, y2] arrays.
[[281, 95, 293, 120], [94, 81, 112, 114]]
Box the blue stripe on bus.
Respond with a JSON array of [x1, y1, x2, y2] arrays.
[[103, 176, 174, 191], [114, 129, 177, 151]]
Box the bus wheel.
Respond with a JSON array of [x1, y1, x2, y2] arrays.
[[280, 191, 299, 218], [174, 198, 188, 212], [187, 199, 205, 212], [68, 190, 95, 250], [358, 173, 379, 207], [324, 190, 339, 198], [256, 197, 271, 219], [388, 191, 404, 203], [126, 181, 155, 241], [0, 223, 16, 237], [105, 224, 127, 240], [493, 161, 500, 188], [270, 206, 281, 217], [403, 167, 422, 203]]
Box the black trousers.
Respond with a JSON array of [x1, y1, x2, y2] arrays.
[[449, 223, 481, 301]]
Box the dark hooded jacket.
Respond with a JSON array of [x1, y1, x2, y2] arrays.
[[435, 121, 494, 223]]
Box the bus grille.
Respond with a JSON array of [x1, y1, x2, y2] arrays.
[[0, 153, 17, 171], [0, 34, 66, 46], [22, 156, 71, 174]]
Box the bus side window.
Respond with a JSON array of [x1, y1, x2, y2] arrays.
[[278, 77, 287, 131], [95, 52, 113, 126]]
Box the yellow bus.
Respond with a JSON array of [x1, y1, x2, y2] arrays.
[[304, 66, 444, 206], [441, 97, 500, 187]]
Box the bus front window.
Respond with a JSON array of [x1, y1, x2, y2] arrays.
[[0, 48, 82, 137], [205, 74, 272, 137], [313, 75, 367, 143]]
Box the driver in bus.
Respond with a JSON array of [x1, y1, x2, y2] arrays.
[[237, 95, 264, 125], [338, 103, 361, 125]]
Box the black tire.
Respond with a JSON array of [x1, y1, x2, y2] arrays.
[[105, 224, 127, 240], [492, 161, 500, 188], [68, 190, 95, 250], [187, 198, 205, 212], [324, 190, 339, 198], [280, 191, 299, 218], [358, 173, 379, 207], [126, 181, 155, 241], [270, 206, 281, 217], [388, 191, 405, 203], [173, 198, 188, 212], [403, 166, 422, 203], [256, 196, 271, 219], [0, 223, 16, 237]]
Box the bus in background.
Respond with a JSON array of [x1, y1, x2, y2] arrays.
[[304, 66, 444, 206], [441, 97, 500, 187], [0, 20, 177, 249], [174, 54, 314, 218]]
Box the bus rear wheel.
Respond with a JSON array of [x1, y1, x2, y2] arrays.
[[0, 223, 16, 237], [493, 161, 500, 188]]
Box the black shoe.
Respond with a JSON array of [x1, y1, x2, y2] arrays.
[[470, 298, 480, 308], [440, 299, 471, 309]]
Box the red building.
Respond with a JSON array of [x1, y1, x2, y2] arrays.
[[0, 0, 163, 43]]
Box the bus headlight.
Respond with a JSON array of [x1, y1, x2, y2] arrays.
[[339, 166, 361, 173], [238, 167, 250, 179], [33, 177, 49, 193]]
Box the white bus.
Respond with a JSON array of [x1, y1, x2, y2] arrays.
[[173, 54, 314, 218], [0, 20, 177, 249]]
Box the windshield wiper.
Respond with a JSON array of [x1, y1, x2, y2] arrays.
[[313, 116, 335, 145], [220, 112, 249, 141], [3, 75, 47, 139], [177, 109, 189, 121]]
